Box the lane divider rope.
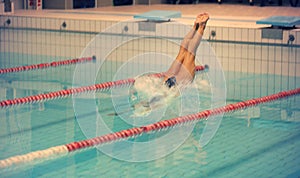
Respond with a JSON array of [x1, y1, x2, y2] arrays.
[[0, 87, 299, 169], [0, 65, 209, 109], [0, 56, 96, 74]]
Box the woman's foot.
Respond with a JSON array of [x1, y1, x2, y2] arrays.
[[195, 13, 209, 35], [193, 13, 209, 31], [196, 13, 209, 27]]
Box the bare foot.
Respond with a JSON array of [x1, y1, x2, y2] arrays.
[[196, 13, 209, 25], [194, 13, 209, 35], [193, 13, 204, 29]]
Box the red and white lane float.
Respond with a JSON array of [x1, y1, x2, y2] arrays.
[[0, 65, 209, 109], [0, 56, 96, 74], [0, 87, 299, 169]]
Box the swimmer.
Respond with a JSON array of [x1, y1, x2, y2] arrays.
[[163, 13, 209, 88], [130, 13, 209, 116]]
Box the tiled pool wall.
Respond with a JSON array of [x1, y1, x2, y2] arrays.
[[0, 15, 299, 101]]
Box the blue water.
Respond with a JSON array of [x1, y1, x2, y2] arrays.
[[0, 53, 300, 177]]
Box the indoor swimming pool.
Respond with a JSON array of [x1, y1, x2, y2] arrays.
[[0, 14, 300, 177]]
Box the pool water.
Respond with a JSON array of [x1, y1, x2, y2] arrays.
[[0, 54, 300, 177]]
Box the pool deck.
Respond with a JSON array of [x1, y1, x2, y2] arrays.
[[5, 4, 300, 28]]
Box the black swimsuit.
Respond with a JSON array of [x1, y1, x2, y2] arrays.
[[165, 76, 177, 88]]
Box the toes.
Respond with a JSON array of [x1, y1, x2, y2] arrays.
[[197, 13, 204, 18]]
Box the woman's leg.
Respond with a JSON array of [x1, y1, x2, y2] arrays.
[[164, 21, 199, 79], [176, 13, 209, 83]]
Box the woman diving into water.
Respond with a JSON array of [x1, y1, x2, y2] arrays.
[[130, 13, 210, 116], [163, 13, 209, 88]]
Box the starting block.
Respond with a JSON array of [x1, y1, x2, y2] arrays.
[[134, 10, 181, 22], [256, 16, 300, 28], [256, 16, 300, 40]]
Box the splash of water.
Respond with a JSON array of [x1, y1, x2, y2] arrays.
[[129, 75, 210, 117]]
